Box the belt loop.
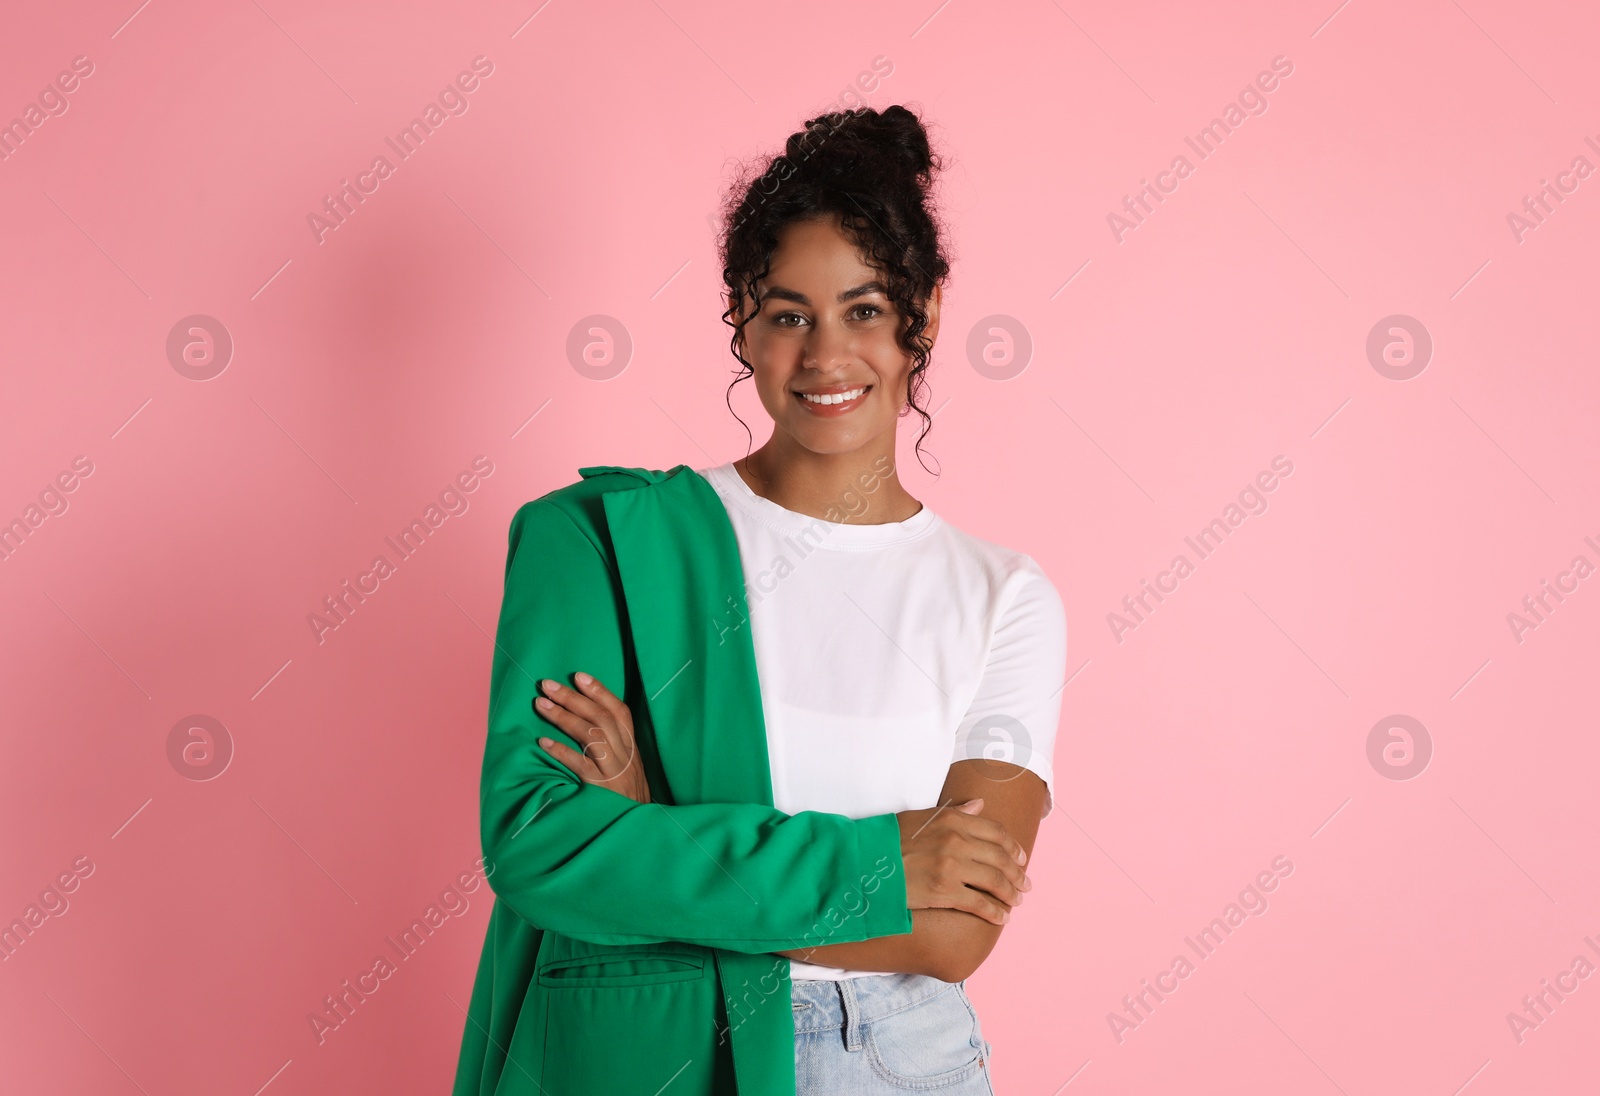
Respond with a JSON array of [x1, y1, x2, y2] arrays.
[[836, 978, 864, 1051]]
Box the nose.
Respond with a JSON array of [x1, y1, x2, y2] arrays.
[[802, 315, 855, 375]]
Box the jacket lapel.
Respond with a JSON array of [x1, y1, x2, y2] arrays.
[[596, 464, 774, 807]]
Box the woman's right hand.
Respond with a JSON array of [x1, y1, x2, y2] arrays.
[[895, 798, 1030, 926]]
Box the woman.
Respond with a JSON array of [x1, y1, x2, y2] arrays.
[[452, 105, 1066, 1096]]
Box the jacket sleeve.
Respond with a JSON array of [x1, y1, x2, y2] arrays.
[[478, 498, 914, 952]]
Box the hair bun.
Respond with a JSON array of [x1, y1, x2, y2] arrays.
[[864, 104, 934, 179], [788, 104, 937, 186]]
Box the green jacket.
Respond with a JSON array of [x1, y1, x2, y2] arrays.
[[451, 463, 915, 1096]]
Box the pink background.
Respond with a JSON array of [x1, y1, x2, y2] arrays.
[[3, 1, 1597, 1092]]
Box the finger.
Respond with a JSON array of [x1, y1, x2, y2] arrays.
[[573, 671, 632, 730], [925, 833, 1021, 908], [533, 699, 619, 770], [532, 694, 597, 739], [555, 679, 644, 780], [970, 831, 1030, 894], [538, 695, 649, 801], [542, 736, 634, 794], [569, 720, 621, 770], [538, 678, 609, 724], [942, 883, 1011, 926], [969, 888, 1012, 926], [964, 812, 1027, 867], [944, 817, 1026, 894], [537, 735, 601, 782], [972, 814, 1026, 866], [966, 861, 1023, 908]]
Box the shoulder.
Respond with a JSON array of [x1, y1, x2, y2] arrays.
[[502, 462, 732, 564], [929, 515, 1064, 614], [924, 519, 1067, 656], [507, 463, 687, 539]]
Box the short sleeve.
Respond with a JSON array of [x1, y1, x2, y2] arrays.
[[949, 562, 1068, 818]]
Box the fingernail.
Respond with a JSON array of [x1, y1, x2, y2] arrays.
[[535, 697, 553, 710], [574, 671, 592, 686], [1000, 910, 1010, 922], [538, 737, 553, 747], [1015, 891, 1024, 904], [1023, 875, 1032, 891], [540, 679, 558, 693]]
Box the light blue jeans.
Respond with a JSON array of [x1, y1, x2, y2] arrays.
[[792, 972, 996, 1094]]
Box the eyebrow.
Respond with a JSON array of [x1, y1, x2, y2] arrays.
[[760, 281, 887, 306]]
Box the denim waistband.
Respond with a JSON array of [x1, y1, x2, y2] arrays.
[[790, 972, 956, 1041]]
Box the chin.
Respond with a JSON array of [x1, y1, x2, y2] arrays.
[[788, 424, 884, 454]]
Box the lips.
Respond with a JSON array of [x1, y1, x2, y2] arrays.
[[794, 384, 871, 416], [797, 385, 868, 405]]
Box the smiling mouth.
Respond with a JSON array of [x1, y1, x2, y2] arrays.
[[795, 385, 871, 406]]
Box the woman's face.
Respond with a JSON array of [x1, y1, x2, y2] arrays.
[[734, 213, 941, 458]]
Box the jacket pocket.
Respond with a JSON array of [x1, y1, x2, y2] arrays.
[[536, 944, 723, 1093], [537, 943, 706, 989]]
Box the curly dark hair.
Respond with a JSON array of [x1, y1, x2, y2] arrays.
[[716, 103, 952, 474]]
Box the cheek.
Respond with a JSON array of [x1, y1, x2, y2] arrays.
[[743, 326, 789, 368], [744, 335, 799, 393], [863, 334, 913, 387], [748, 361, 793, 414]]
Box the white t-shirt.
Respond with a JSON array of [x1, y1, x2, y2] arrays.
[[697, 461, 1067, 981]]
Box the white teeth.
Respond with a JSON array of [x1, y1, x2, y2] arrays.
[[800, 387, 866, 405]]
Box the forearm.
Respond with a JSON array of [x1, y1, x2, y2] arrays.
[[486, 780, 914, 951], [774, 760, 1046, 983], [774, 907, 997, 983]]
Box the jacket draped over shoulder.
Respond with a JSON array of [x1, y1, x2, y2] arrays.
[[451, 464, 914, 1096]]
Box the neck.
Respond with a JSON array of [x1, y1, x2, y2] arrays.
[[735, 439, 921, 525]]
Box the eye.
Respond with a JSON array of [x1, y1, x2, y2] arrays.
[[772, 311, 808, 328], [852, 304, 885, 320]]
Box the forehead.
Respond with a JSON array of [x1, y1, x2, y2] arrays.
[[764, 215, 880, 284]]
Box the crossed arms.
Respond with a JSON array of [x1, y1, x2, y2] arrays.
[[481, 499, 1038, 978]]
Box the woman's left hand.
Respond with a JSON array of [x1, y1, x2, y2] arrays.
[[533, 672, 652, 804]]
